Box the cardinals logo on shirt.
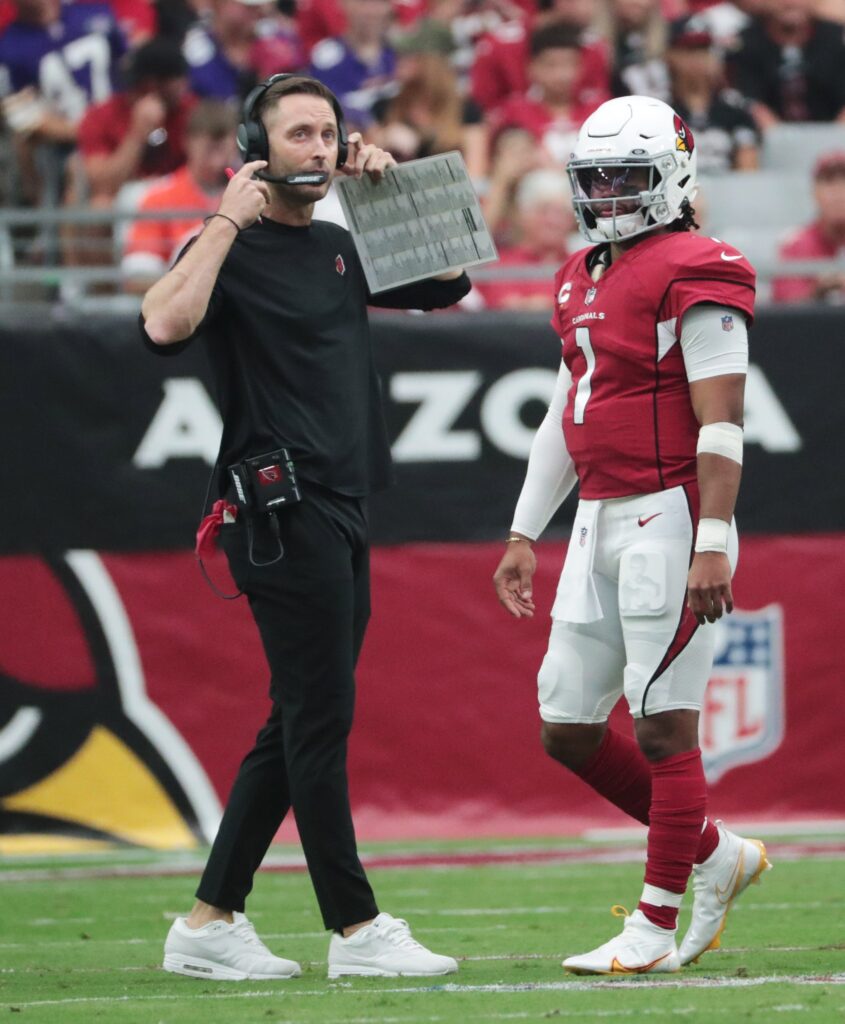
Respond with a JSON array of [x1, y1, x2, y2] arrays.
[[673, 114, 695, 155], [335, 254, 346, 276]]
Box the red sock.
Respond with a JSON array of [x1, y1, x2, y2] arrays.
[[573, 728, 651, 825], [696, 818, 720, 864], [574, 730, 720, 864], [638, 748, 707, 929]]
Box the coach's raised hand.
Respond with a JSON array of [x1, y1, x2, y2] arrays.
[[217, 160, 271, 228], [339, 132, 397, 182]]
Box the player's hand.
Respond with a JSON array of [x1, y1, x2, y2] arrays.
[[493, 542, 537, 619], [339, 132, 397, 182], [687, 552, 733, 625], [217, 161, 271, 229]]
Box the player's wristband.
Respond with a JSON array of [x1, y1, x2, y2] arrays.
[[695, 518, 730, 554]]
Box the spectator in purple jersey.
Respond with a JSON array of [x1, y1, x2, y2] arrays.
[[183, 0, 303, 102], [0, 0, 126, 141], [308, 0, 395, 129]]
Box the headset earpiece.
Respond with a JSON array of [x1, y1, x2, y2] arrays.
[[335, 107, 348, 167], [237, 74, 348, 170]]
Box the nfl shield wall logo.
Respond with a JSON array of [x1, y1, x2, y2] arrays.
[[700, 605, 785, 783]]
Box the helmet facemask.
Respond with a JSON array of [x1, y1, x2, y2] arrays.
[[568, 151, 692, 244]]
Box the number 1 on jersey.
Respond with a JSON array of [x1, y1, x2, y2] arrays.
[[573, 326, 595, 424]]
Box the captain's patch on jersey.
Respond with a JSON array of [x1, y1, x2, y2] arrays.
[[701, 605, 785, 783]]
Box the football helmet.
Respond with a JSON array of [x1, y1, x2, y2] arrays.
[[567, 95, 698, 243]]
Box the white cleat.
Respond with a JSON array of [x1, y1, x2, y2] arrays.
[[328, 912, 459, 978], [563, 908, 681, 976], [162, 912, 302, 981], [679, 822, 771, 965]]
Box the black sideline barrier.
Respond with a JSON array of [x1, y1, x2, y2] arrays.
[[1, 307, 843, 552]]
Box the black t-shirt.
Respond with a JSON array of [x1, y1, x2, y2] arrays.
[[673, 90, 759, 174], [727, 17, 845, 121], [142, 217, 470, 497]]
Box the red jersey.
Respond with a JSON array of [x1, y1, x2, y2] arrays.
[[490, 90, 606, 164], [551, 232, 756, 499], [78, 91, 197, 179], [475, 243, 569, 310], [471, 21, 610, 114]]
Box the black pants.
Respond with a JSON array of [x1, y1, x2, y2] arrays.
[[195, 484, 379, 931]]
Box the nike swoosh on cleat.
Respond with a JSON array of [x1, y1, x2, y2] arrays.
[[714, 849, 745, 904], [610, 953, 674, 974], [638, 513, 662, 527], [720, 252, 743, 261]]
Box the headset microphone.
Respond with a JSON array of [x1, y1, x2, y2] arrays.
[[256, 170, 331, 186]]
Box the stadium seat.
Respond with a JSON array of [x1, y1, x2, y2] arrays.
[[696, 171, 815, 241], [760, 122, 845, 175]]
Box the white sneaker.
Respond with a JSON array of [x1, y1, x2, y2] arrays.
[[563, 908, 681, 975], [327, 912, 458, 978], [163, 912, 301, 981], [679, 822, 771, 965]]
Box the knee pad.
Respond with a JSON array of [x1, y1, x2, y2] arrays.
[[537, 626, 622, 724]]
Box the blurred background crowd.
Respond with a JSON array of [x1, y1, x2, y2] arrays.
[[1, 0, 844, 306]]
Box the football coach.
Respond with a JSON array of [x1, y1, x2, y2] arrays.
[[140, 74, 469, 981]]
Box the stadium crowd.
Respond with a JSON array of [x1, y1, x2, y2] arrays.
[[1, 0, 844, 303]]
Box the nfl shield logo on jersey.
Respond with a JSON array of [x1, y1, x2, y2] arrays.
[[721, 315, 734, 332], [585, 287, 597, 305], [700, 605, 785, 784]]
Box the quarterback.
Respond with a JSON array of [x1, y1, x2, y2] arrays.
[[493, 95, 770, 974]]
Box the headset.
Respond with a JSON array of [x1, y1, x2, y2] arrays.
[[236, 73, 349, 186]]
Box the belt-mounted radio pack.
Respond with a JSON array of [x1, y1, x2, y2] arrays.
[[228, 448, 301, 569], [196, 449, 302, 600], [229, 448, 301, 514]]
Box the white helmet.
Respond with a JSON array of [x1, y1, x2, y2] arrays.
[[567, 95, 698, 244]]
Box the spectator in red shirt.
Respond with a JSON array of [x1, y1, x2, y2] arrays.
[[490, 22, 609, 166], [471, 0, 611, 115], [476, 168, 577, 309], [772, 150, 845, 303], [78, 37, 196, 207]]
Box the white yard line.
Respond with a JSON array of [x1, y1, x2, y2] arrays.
[[2, 973, 843, 1010]]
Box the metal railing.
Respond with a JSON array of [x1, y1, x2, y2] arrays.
[[1, 206, 844, 309]]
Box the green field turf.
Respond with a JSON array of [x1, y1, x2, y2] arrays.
[[1, 836, 843, 1024]]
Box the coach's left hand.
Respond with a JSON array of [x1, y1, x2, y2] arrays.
[[339, 133, 397, 182]]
